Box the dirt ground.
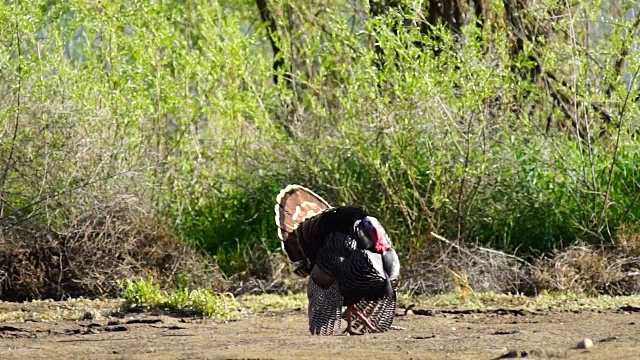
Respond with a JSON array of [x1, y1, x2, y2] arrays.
[[1, 304, 640, 360]]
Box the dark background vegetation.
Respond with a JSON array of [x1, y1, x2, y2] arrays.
[[1, 0, 640, 301]]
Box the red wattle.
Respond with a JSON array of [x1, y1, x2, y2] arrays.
[[373, 240, 389, 254]]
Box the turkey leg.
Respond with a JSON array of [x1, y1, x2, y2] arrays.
[[342, 306, 379, 335]]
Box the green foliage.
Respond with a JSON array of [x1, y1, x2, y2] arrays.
[[176, 179, 285, 276], [2, 0, 640, 285], [118, 275, 241, 320], [118, 274, 165, 308]]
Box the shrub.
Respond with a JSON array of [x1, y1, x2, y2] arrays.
[[0, 199, 224, 301]]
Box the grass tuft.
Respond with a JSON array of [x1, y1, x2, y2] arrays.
[[118, 275, 242, 321]]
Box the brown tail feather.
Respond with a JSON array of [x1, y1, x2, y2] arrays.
[[274, 184, 331, 262]]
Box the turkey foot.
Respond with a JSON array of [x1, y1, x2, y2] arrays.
[[342, 306, 378, 335]]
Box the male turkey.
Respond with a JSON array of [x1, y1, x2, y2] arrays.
[[274, 184, 400, 335]]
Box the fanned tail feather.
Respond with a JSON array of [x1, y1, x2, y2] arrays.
[[275, 185, 331, 264], [307, 278, 343, 335]]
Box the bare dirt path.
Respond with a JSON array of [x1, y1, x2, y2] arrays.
[[1, 306, 640, 359]]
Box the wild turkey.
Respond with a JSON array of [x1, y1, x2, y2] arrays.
[[274, 184, 400, 335]]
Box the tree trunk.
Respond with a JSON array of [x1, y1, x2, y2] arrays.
[[255, 0, 294, 138], [255, 0, 292, 88]]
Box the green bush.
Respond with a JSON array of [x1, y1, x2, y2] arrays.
[[176, 179, 285, 276]]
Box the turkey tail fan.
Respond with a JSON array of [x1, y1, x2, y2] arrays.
[[274, 184, 331, 262], [307, 278, 343, 335]]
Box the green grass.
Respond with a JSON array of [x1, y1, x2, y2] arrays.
[[114, 277, 640, 323], [399, 291, 640, 313], [0, 298, 122, 323], [2, 280, 639, 323], [118, 275, 242, 321], [118, 275, 306, 319]]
